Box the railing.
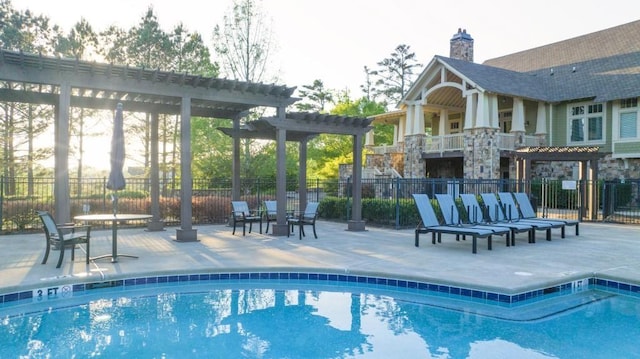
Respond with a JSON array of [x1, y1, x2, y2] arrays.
[[423, 133, 465, 153], [497, 133, 540, 150], [370, 133, 542, 155], [369, 144, 403, 154], [2, 176, 638, 233]]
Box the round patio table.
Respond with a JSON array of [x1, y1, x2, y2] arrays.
[[75, 214, 152, 263]]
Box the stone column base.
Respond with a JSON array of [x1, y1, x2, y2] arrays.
[[146, 220, 165, 232], [271, 223, 290, 236], [347, 220, 366, 231], [175, 228, 198, 242]]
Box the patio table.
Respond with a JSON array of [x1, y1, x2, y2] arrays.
[[74, 214, 152, 263]]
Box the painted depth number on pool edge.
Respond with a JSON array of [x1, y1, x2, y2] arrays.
[[33, 285, 73, 302]]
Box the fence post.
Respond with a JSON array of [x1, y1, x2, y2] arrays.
[[394, 177, 400, 229], [346, 176, 351, 220], [0, 175, 3, 232]]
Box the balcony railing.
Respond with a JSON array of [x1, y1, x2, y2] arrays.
[[424, 133, 465, 153], [496, 133, 540, 150]]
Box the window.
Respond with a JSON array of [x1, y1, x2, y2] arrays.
[[618, 98, 638, 139], [568, 103, 604, 143], [619, 112, 637, 138]]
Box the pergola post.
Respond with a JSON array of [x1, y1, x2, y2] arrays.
[[147, 112, 164, 231], [348, 133, 366, 231], [54, 82, 71, 224], [272, 110, 289, 236], [176, 96, 197, 241]]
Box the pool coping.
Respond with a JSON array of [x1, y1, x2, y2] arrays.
[[2, 269, 639, 309]]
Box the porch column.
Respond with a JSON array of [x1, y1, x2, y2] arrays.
[[489, 94, 499, 129], [54, 81, 71, 224], [392, 124, 399, 145], [476, 92, 490, 128], [511, 98, 526, 132], [535, 102, 547, 134], [176, 96, 197, 241], [405, 104, 415, 135], [397, 116, 406, 143], [413, 103, 425, 134], [365, 130, 374, 146], [438, 109, 448, 136], [464, 93, 475, 129]]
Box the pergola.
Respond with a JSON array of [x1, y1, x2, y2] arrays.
[[218, 112, 374, 235], [0, 48, 373, 239], [514, 146, 606, 220]]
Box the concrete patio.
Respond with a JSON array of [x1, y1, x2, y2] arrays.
[[1, 220, 639, 297]]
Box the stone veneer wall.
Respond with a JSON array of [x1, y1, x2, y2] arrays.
[[463, 128, 501, 179], [532, 155, 640, 180], [404, 134, 427, 178]]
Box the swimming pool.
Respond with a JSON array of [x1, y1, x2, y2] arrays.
[[1, 274, 639, 358]]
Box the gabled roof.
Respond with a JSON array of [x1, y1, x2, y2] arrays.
[[435, 56, 550, 101], [483, 20, 640, 72], [405, 20, 640, 105]]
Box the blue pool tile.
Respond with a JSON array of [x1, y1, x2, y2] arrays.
[[308, 273, 318, 280], [407, 281, 417, 289], [387, 279, 397, 287]]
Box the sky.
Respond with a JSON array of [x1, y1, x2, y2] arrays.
[[11, 0, 640, 98]]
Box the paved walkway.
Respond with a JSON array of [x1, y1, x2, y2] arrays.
[[1, 220, 639, 296]]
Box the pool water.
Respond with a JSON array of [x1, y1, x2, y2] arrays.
[[1, 281, 639, 359]]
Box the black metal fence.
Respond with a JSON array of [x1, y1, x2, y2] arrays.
[[2, 176, 639, 234]]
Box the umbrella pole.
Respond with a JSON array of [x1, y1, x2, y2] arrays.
[[112, 191, 118, 216]]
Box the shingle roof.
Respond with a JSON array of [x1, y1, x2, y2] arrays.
[[436, 20, 640, 103], [483, 20, 640, 72]]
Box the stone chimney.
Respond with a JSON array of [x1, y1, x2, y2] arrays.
[[450, 28, 474, 62]]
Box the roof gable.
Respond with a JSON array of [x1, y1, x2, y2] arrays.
[[483, 20, 640, 72]]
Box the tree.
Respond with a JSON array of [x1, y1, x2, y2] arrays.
[[294, 80, 334, 112], [211, 0, 279, 180], [212, 0, 276, 83], [55, 18, 101, 189], [307, 91, 387, 179], [372, 44, 422, 107]]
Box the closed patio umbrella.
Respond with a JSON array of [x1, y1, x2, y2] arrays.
[[106, 103, 126, 215]]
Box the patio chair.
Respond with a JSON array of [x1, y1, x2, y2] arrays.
[[495, 192, 564, 239], [481, 192, 553, 241], [263, 200, 277, 233], [231, 201, 262, 236], [287, 202, 319, 240], [459, 193, 534, 245], [37, 210, 91, 268], [435, 194, 511, 247], [412, 194, 497, 253], [513, 192, 579, 236]]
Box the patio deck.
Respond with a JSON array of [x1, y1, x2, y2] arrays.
[[1, 221, 639, 296]]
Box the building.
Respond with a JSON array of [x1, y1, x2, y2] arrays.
[[366, 21, 640, 181]]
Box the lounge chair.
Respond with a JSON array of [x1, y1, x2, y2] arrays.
[[497, 192, 566, 239], [459, 193, 534, 245], [513, 192, 579, 235], [287, 202, 320, 240], [435, 193, 511, 247], [231, 201, 262, 236], [412, 194, 498, 253], [263, 200, 277, 233], [37, 210, 91, 268], [480, 193, 553, 241]]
